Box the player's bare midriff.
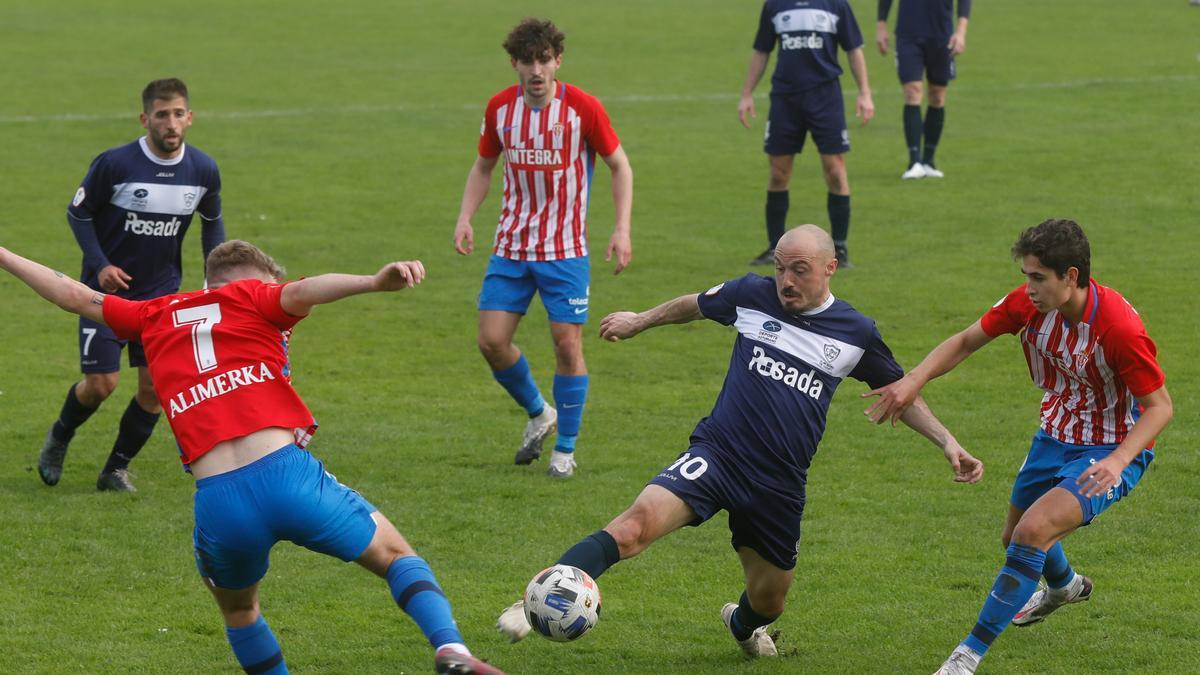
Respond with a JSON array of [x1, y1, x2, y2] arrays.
[[189, 427, 296, 479]]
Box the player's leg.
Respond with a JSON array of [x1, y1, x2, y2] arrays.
[[754, 93, 804, 265], [208, 583, 288, 674], [722, 547, 794, 658], [38, 317, 121, 486], [921, 42, 955, 177], [808, 79, 853, 267], [896, 37, 928, 178], [536, 255, 591, 477], [477, 256, 553, 464], [97, 359, 162, 492], [819, 153, 853, 267]]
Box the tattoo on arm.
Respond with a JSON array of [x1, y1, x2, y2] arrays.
[[91, 294, 104, 305], [54, 270, 64, 278]]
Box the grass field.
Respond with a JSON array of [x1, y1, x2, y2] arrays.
[[1, 1, 1198, 673]]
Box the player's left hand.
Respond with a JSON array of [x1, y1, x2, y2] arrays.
[[374, 260, 426, 291], [606, 230, 632, 275], [948, 32, 966, 56], [944, 443, 984, 484], [1076, 456, 1125, 498], [599, 311, 640, 341], [856, 93, 875, 127], [862, 375, 921, 426]]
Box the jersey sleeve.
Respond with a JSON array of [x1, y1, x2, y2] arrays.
[[958, 0, 972, 20], [247, 280, 306, 331], [579, 93, 621, 157], [979, 285, 1033, 337], [102, 295, 147, 341], [1103, 321, 1166, 398], [197, 161, 222, 222], [752, 2, 776, 52], [67, 152, 113, 220], [837, 0, 866, 51], [848, 323, 904, 389], [696, 275, 748, 326], [477, 96, 503, 158]]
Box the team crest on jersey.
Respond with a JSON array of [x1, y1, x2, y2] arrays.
[[72, 187, 86, 207], [183, 192, 196, 209], [551, 122, 564, 137]]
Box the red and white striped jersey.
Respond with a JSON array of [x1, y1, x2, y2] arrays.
[[980, 280, 1165, 446], [478, 82, 620, 261]]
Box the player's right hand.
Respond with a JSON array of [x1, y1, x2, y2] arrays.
[[875, 23, 890, 55], [737, 96, 756, 129], [453, 222, 474, 255], [945, 443, 984, 484], [98, 265, 132, 292], [375, 260, 426, 290], [599, 311, 640, 342]]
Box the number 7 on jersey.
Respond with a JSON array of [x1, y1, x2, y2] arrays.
[[173, 303, 223, 373]]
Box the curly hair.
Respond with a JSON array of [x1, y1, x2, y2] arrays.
[[503, 18, 565, 62], [1012, 219, 1091, 288]]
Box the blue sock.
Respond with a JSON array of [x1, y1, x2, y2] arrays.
[[1042, 542, 1074, 589], [556, 530, 620, 580], [553, 374, 588, 453], [225, 615, 287, 674], [962, 543, 1047, 656], [729, 591, 777, 641], [492, 355, 545, 416], [387, 556, 462, 649]]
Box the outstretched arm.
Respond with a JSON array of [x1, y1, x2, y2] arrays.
[[899, 394, 984, 483], [863, 319, 995, 425], [280, 260, 426, 317], [0, 246, 106, 323], [599, 293, 702, 342]]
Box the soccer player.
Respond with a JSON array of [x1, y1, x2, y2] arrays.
[[862, 219, 1173, 674], [875, 0, 971, 179], [738, 0, 874, 269], [496, 225, 983, 658], [0, 241, 504, 675], [38, 78, 226, 492], [453, 18, 633, 479]]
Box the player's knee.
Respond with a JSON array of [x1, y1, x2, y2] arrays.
[[605, 511, 654, 558], [927, 87, 947, 107], [1009, 517, 1054, 550], [903, 82, 924, 105], [80, 374, 119, 402], [135, 389, 161, 414], [476, 333, 510, 363], [768, 168, 791, 191]]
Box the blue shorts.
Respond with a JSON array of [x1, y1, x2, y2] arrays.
[[896, 36, 956, 86], [477, 254, 590, 324], [649, 443, 805, 571], [765, 80, 849, 156], [1010, 430, 1153, 525], [193, 444, 378, 590], [80, 315, 146, 373]]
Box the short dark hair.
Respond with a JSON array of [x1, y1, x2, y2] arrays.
[[1012, 219, 1091, 288], [206, 240, 285, 282], [502, 18, 565, 62], [141, 78, 189, 112]]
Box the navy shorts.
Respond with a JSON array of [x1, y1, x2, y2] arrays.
[[896, 36, 956, 86], [765, 79, 849, 156], [79, 315, 146, 373], [649, 443, 805, 571], [477, 254, 590, 324], [1010, 430, 1153, 525], [193, 444, 379, 589]]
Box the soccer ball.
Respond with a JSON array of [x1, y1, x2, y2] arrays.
[[523, 564, 601, 642]]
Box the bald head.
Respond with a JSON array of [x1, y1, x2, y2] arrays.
[[772, 224, 836, 314], [776, 224, 835, 262]]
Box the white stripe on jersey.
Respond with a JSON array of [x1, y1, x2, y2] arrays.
[[735, 307, 865, 379], [110, 182, 209, 215], [772, 9, 840, 34]]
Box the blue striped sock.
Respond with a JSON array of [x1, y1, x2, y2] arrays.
[[388, 556, 462, 649], [493, 355, 545, 416], [553, 374, 588, 454], [963, 543, 1046, 656], [1041, 542, 1074, 589], [225, 615, 287, 674]]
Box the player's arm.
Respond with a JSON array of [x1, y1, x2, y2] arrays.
[[601, 145, 633, 275], [897, 394, 984, 483], [599, 293, 702, 342], [67, 211, 129, 292], [0, 246, 106, 323], [738, 50, 770, 128], [863, 319, 995, 425], [279, 260, 426, 316], [875, 0, 893, 54], [846, 47, 875, 126], [453, 155, 500, 255], [949, 1, 970, 55]]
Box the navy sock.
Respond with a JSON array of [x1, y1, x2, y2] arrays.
[[827, 193, 850, 245], [225, 615, 287, 674], [51, 383, 98, 444], [963, 542, 1047, 656], [765, 190, 788, 249], [556, 530, 620, 580], [492, 355, 545, 417], [387, 556, 462, 649], [922, 106, 945, 165], [102, 398, 160, 473], [553, 374, 588, 454], [903, 104, 922, 165], [729, 591, 777, 641], [1042, 542, 1075, 589]]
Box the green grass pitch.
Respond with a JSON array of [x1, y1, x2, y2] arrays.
[[1, 1, 1197, 672]]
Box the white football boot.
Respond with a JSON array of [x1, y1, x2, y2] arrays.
[[933, 645, 982, 675], [902, 162, 928, 180], [514, 406, 557, 465], [922, 163, 945, 178], [496, 600, 531, 642], [721, 603, 777, 658], [547, 450, 577, 479], [1012, 574, 1092, 626]]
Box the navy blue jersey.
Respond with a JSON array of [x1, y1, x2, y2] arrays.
[[693, 274, 903, 490], [68, 137, 222, 300], [878, 0, 971, 39], [753, 0, 865, 94]]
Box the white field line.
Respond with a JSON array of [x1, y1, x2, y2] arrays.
[[0, 75, 1195, 125]]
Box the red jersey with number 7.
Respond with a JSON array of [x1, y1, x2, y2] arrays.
[[103, 279, 316, 465]]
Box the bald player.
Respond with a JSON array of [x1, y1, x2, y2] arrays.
[[494, 225, 982, 660]]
